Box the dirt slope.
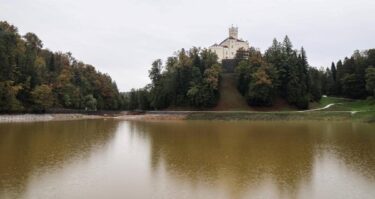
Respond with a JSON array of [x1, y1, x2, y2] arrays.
[[213, 73, 252, 111]]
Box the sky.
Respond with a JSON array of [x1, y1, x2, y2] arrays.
[[1, 0, 375, 91]]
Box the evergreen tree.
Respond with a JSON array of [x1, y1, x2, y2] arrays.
[[365, 67, 375, 97]]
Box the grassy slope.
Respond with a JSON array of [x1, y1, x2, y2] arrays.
[[213, 73, 252, 111], [212, 73, 296, 111]]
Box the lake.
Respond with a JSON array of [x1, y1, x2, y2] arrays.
[[0, 119, 374, 199]]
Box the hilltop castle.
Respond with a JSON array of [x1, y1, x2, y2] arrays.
[[209, 26, 250, 62]]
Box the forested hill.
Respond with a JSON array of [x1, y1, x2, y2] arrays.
[[0, 21, 122, 113], [124, 36, 375, 111], [3, 21, 374, 113]]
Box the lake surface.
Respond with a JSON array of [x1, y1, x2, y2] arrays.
[[0, 119, 375, 199]]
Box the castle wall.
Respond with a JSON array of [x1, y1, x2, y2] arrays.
[[209, 27, 250, 62]]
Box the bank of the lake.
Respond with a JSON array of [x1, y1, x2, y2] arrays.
[[185, 111, 375, 122], [2, 97, 375, 123], [2, 110, 374, 123], [0, 114, 107, 123], [113, 109, 375, 123]]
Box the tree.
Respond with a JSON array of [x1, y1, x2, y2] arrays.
[[365, 67, 375, 97], [31, 84, 54, 112], [335, 60, 344, 95], [247, 65, 276, 106], [128, 89, 138, 110], [341, 74, 366, 99], [137, 88, 151, 110], [331, 62, 337, 82], [149, 59, 162, 84], [309, 68, 323, 101], [0, 81, 23, 112], [146, 48, 221, 109], [83, 94, 97, 111], [235, 60, 252, 95]]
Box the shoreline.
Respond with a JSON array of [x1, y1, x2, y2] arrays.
[[0, 113, 107, 123], [1, 110, 374, 123]]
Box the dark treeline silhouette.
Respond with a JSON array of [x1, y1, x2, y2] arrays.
[[322, 50, 375, 99], [0, 21, 122, 112], [121, 48, 221, 110]]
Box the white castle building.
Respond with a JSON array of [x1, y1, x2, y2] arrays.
[[209, 26, 250, 62]]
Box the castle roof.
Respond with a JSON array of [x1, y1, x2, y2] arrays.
[[218, 36, 247, 46], [211, 43, 228, 48]]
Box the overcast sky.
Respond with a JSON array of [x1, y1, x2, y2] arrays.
[[1, 0, 374, 91]]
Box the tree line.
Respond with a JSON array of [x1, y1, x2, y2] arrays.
[[121, 48, 221, 110], [2, 21, 373, 112], [235, 36, 312, 109], [123, 36, 375, 111], [0, 21, 122, 112], [234, 36, 375, 109], [321, 49, 375, 99]]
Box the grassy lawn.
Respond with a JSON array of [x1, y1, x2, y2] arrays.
[[186, 110, 375, 122], [186, 111, 352, 121], [186, 96, 375, 122], [313, 96, 375, 112]]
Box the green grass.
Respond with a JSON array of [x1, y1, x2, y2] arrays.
[[186, 111, 351, 121], [314, 96, 375, 111], [185, 96, 375, 122], [186, 111, 375, 122], [352, 111, 375, 122]]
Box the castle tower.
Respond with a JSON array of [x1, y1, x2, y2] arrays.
[[229, 26, 238, 39], [209, 26, 249, 64]]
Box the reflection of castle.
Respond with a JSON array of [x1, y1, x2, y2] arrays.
[[209, 26, 250, 62]]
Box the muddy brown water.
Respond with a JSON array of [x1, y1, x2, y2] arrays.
[[0, 119, 374, 199]]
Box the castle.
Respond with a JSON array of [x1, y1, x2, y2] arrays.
[[209, 26, 250, 62]]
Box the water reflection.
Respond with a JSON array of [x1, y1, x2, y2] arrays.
[[0, 119, 119, 198], [0, 120, 374, 199], [130, 121, 375, 198]]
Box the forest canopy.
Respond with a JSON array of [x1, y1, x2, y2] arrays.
[[121, 48, 221, 110], [123, 36, 375, 111], [0, 21, 122, 112], [321, 49, 375, 99]]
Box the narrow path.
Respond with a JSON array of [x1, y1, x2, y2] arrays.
[[298, 103, 336, 112], [149, 103, 366, 114]]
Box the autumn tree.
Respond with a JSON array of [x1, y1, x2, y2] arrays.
[[31, 84, 54, 112]]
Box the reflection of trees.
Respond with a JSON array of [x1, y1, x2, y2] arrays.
[[130, 121, 375, 198], [130, 121, 317, 196], [320, 122, 375, 179], [0, 119, 119, 197]]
